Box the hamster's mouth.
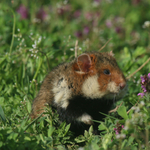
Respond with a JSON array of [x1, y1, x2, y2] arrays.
[[110, 92, 118, 94], [103, 92, 118, 99], [105, 84, 128, 100]]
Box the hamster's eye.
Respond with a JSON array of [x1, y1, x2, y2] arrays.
[[103, 69, 111, 75]]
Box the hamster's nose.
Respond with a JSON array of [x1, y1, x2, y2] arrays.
[[120, 82, 126, 90]]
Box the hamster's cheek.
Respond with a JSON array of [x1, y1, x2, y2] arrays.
[[81, 75, 107, 99], [52, 77, 71, 109], [107, 81, 120, 93]]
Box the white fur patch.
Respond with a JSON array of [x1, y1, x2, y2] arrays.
[[104, 82, 128, 100], [77, 113, 93, 125], [52, 77, 71, 109], [107, 81, 119, 93], [82, 75, 105, 99], [75, 71, 86, 74]]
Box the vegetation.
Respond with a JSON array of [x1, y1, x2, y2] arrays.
[[0, 0, 150, 149]]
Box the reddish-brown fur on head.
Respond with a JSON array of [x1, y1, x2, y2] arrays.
[[98, 64, 126, 92], [97, 52, 126, 94], [72, 51, 127, 99], [73, 54, 97, 76], [30, 51, 127, 120]]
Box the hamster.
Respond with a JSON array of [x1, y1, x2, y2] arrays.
[[30, 51, 127, 135]]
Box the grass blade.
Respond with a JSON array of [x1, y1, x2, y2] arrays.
[[0, 105, 6, 122]]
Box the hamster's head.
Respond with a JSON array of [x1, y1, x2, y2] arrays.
[[73, 51, 127, 101]]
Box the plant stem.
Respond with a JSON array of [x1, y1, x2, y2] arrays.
[[126, 57, 150, 80], [9, 9, 16, 56], [31, 57, 43, 86]]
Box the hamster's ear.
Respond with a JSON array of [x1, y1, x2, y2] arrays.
[[108, 51, 114, 57], [74, 53, 93, 74]]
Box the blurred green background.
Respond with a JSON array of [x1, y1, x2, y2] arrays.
[[0, 0, 150, 149]]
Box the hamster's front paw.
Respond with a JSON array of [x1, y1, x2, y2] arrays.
[[77, 113, 93, 125]]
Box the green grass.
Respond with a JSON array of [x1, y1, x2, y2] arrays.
[[0, 0, 150, 149]]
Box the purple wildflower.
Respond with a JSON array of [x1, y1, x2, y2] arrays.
[[132, 0, 141, 5], [114, 123, 124, 135], [74, 31, 83, 38], [17, 4, 28, 19], [115, 27, 122, 34], [137, 73, 150, 98], [93, 0, 101, 6], [137, 93, 145, 98], [57, 5, 71, 15], [94, 0, 101, 2], [84, 12, 93, 21], [105, 20, 112, 28], [73, 10, 81, 18], [141, 85, 147, 93], [114, 128, 119, 134], [148, 73, 150, 79], [83, 26, 90, 35], [36, 8, 47, 21], [140, 76, 145, 84]]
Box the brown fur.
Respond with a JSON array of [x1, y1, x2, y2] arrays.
[[30, 51, 127, 120]]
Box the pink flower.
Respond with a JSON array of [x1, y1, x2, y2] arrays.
[[132, 0, 141, 5], [115, 27, 122, 34], [114, 124, 124, 135], [84, 12, 93, 21], [17, 4, 28, 19], [137, 93, 145, 98], [94, 0, 101, 2], [140, 76, 145, 84], [106, 20, 112, 28], [138, 73, 150, 98], [83, 26, 90, 35], [36, 8, 47, 21], [57, 5, 71, 15], [74, 31, 83, 38], [73, 10, 81, 18], [148, 73, 150, 79], [141, 85, 147, 93], [114, 128, 119, 134]]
